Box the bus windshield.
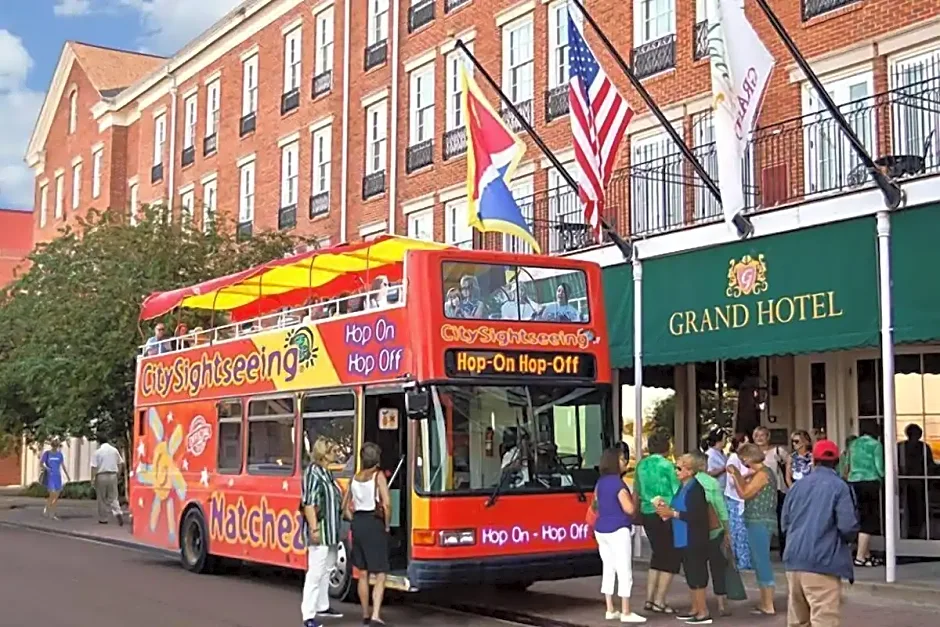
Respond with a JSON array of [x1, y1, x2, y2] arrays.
[[415, 384, 612, 495]]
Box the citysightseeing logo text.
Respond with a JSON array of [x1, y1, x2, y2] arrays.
[[208, 492, 305, 555], [139, 346, 300, 399], [440, 324, 592, 350]]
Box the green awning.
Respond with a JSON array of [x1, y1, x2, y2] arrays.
[[893, 203, 940, 344], [603, 263, 634, 368], [640, 217, 880, 366]]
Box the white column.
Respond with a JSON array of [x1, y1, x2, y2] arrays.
[[339, 0, 351, 242], [387, 0, 402, 235], [632, 254, 643, 558], [876, 210, 897, 583]]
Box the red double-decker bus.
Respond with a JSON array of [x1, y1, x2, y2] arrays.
[[131, 235, 615, 599]]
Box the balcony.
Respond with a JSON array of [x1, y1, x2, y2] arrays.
[[278, 204, 297, 230], [281, 88, 300, 115], [236, 221, 252, 242], [151, 162, 163, 184], [501, 99, 533, 134], [445, 0, 470, 12], [802, 0, 858, 20], [312, 70, 332, 98], [362, 170, 386, 200], [693, 21, 708, 61], [203, 133, 218, 156], [406, 139, 434, 173], [545, 85, 569, 123], [239, 112, 256, 137], [364, 40, 388, 71], [309, 191, 330, 218], [181, 146, 195, 168], [443, 127, 467, 160], [632, 34, 676, 79], [408, 0, 435, 32]]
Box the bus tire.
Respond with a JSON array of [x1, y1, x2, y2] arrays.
[[502, 581, 533, 592], [329, 535, 356, 602], [180, 508, 216, 574]]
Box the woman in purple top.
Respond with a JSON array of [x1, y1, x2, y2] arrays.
[[591, 447, 645, 623]]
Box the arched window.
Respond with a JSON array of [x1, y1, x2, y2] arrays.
[[68, 89, 78, 134]]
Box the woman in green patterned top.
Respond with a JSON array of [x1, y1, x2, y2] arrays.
[[847, 426, 885, 567], [634, 433, 681, 614], [728, 443, 778, 616]]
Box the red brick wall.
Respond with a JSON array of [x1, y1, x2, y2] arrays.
[[0, 449, 21, 486]]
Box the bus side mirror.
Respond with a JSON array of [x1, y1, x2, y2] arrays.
[[405, 388, 429, 419]]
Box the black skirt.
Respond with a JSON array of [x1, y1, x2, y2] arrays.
[[642, 512, 681, 574], [851, 480, 882, 536], [351, 511, 390, 574]]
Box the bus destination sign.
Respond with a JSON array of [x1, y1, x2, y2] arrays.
[[445, 349, 596, 379]]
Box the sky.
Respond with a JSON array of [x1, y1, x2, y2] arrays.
[[0, 0, 244, 210]]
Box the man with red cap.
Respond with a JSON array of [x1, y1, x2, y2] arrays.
[[780, 439, 859, 627]]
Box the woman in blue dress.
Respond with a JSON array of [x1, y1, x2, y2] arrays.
[[41, 439, 70, 520]]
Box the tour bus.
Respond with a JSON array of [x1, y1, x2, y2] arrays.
[[131, 235, 615, 599]]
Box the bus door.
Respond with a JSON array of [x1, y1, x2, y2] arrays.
[[363, 387, 408, 571]]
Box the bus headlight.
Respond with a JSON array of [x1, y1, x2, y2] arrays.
[[438, 529, 476, 547]]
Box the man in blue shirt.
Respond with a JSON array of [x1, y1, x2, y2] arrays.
[[781, 439, 859, 627]]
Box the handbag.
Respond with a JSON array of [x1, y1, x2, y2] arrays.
[[585, 486, 599, 527], [707, 503, 721, 532]]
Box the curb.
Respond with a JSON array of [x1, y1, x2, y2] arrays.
[[0, 520, 176, 560]]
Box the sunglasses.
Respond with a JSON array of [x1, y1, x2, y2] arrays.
[[792, 439, 802, 445]]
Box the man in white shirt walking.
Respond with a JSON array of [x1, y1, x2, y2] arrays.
[[91, 437, 125, 526]]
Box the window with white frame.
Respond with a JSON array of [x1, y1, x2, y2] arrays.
[[691, 113, 719, 220], [890, 49, 940, 170], [444, 198, 472, 248], [71, 162, 82, 210], [129, 183, 139, 226], [284, 28, 302, 94], [634, 0, 675, 46], [54, 174, 64, 219], [445, 45, 473, 131], [407, 209, 434, 241], [502, 16, 534, 105], [547, 164, 579, 253], [206, 80, 221, 138], [367, 0, 389, 45], [242, 55, 259, 116], [39, 184, 48, 228], [239, 162, 255, 224], [366, 100, 388, 174], [695, 0, 708, 24], [315, 8, 334, 75], [409, 64, 435, 146], [631, 130, 683, 234], [317, 236, 332, 249], [68, 90, 78, 134], [505, 176, 534, 254], [281, 141, 300, 208], [180, 189, 195, 227], [802, 71, 875, 194], [361, 223, 386, 241], [548, 1, 580, 89], [202, 179, 217, 231], [92, 149, 103, 199], [183, 94, 197, 150], [153, 114, 166, 165], [312, 125, 332, 195]]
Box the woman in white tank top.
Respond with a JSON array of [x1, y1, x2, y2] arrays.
[[342, 442, 391, 626]]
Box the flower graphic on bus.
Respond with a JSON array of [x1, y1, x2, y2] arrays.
[[136, 407, 188, 542], [285, 326, 319, 371]]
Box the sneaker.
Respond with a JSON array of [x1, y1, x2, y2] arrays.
[[606, 611, 621, 620], [685, 618, 712, 625], [302, 620, 322, 627], [318, 607, 343, 618], [620, 613, 647, 624], [676, 613, 696, 621]]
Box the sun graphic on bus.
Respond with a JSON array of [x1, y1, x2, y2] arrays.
[[136, 408, 187, 542], [285, 326, 319, 371]]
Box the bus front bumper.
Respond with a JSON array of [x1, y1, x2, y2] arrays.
[[407, 550, 601, 590]]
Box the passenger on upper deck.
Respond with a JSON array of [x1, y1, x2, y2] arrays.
[[455, 275, 484, 319], [365, 275, 390, 310], [144, 323, 172, 356], [444, 288, 461, 317], [174, 323, 192, 350], [538, 283, 582, 323], [500, 279, 542, 321]]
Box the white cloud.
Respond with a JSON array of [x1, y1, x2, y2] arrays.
[[0, 30, 43, 209], [53, 0, 93, 16], [119, 0, 243, 56]]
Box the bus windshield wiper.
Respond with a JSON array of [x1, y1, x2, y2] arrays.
[[486, 467, 512, 508]]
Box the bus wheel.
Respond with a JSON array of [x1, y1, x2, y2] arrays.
[[180, 508, 215, 574], [329, 538, 356, 602], [502, 581, 533, 592]]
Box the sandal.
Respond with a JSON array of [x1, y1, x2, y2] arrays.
[[643, 602, 654, 612], [650, 603, 675, 614], [750, 608, 776, 616], [854, 557, 879, 567]]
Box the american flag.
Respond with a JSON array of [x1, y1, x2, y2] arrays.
[[567, 9, 633, 241]]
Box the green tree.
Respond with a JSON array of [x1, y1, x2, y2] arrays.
[[0, 207, 311, 450]]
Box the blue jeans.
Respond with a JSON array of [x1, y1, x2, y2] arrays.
[[745, 522, 775, 588]]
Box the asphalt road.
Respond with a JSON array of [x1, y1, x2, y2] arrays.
[[0, 525, 504, 627]]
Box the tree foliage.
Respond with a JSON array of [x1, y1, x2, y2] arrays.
[[0, 207, 311, 448]]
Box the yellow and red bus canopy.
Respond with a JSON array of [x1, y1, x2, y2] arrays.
[[139, 235, 448, 321]]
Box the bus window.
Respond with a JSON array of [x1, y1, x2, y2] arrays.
[[442, 261, 589, 323], [217, 400, 243, 474], [246, 396, 296, 475], [301, 392, 356, 473]]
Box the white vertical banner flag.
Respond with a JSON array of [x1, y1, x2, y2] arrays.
[[706, 0, 774, 231]]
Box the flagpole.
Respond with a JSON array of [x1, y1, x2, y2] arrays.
[[567, 0, 752, 239], [455, 39, 633, 260], [751, 0, 903, 210]]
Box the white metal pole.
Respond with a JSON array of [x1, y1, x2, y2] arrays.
[[632, 253, 643, 557], [876, 210, 897, 583]]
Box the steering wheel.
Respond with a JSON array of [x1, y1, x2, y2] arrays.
[[557, 454, 581, 471]]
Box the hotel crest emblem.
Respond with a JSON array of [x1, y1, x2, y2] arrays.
[[726, 254, 768, 298]]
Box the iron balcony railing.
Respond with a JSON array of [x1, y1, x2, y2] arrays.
[[365, 40, 388, 71], [501, 99, 533, 134], [632, 34, 676, 80], [802, 0, 858, 21], [309, 191, 330, 218], [150, 162, 163, 184], [239, 112, 256, 137], [281, 88, 300, 115], [312, 70, 332, 98], [181, 145, 195, 167], [363, 170, 386, 200], [236, 220, 253, 241], [406, 139, 434, 173], [278, 204, 297, 230], [445, 0, 469, 12], [693, 21, 708, 61], [545, 85, 569, 122], [443, 127, 467, 160], [203, 133, 218, 156], [408, 0, 435, 32]]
